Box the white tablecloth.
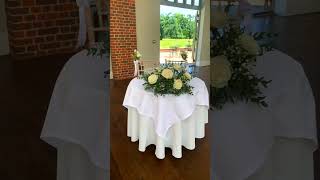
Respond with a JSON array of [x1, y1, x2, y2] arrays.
[[123, 77, 209, 158], [211, 50, 318, 180], [40, 50, 109, 179]]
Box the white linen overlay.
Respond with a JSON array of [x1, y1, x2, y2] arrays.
[[123, 77, 209, 138], [41, 50, 109, 175], [210, 50, 318, 180], [76, 0, 90, 47]]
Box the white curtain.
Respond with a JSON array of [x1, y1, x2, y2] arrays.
[[76, 0, 91, 47]]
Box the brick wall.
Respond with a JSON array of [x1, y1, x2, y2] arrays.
[[110, 0, 136, 80], [5, 0, 79, 59]]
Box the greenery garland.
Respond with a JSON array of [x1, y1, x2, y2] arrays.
[[210, 21, 277, 109], [140, 64, 194, 96]]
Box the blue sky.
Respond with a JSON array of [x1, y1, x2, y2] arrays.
[[160, 5, 197, 16]]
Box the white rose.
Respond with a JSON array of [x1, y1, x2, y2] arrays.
[[161, 68, 174, 79], [211, 10, 228, 28], [173, 64, 182, 71], [238, 34, 260, 55], [211, 56, 232, 88], [137, 51, 142, 58], [148, 74, 158, 84], [173, 79, 183, 90], [184, 72, 192, 80]]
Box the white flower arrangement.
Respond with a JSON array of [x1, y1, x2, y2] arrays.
[[140, 64, 193, 96], [210, 5, 277, 109], [211, 55, 232, 88], [132, 49, 142, 61]]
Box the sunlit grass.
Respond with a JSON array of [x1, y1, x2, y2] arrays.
[[160, 39, 193, 49]]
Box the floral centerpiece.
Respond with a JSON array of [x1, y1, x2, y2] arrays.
[[140, 64, 193, 96], [132, 49, 142, 61], [180, 51, 188, 61], [210, 5, 276, 109]]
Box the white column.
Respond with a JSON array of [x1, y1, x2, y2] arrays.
[[196, 0, 210, 67], [136, 0, 161, 61]]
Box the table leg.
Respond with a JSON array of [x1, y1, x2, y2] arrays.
[[172, 122, 182, 158], [138, 116, 149, 152], [128, 107, 139, 142], [155, 137, 165, 159]]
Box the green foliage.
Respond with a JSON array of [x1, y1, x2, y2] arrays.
[[160, 13, 196, 39], [160, 39, 193, 49], [210, 24, 276, 109], [140, 64, 193, 96], [87, 42, 108, 57]]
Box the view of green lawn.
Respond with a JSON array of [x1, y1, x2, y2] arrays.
[[160, 39, 193, 49]]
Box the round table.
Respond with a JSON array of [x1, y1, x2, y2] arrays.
[[41, 50, 109, 180], [210, 50, 318, 180], [123, 77, 209, 159]]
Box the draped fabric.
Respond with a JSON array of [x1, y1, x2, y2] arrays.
[[76, 0, 91, 47], [41, 50, 109, 171], [123, 77, 209, 138], [127, 106, 208, 159], [210, 50, 317, 180]]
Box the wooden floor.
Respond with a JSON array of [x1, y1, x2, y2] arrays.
[[110, 67, 210, 180], [0, 54, 72, 180]]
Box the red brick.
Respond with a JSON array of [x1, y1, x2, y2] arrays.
[[34, 37, 45, 43], [32, 21, 42, 28], [40, 42, 60, 49], [38, 27, 58, 35], [27, 45, 37, 51], [9, 31, 25, 38], [42, 5, 53, 12], [43, 21, 56, 27], [7, 15, 23, 23], [63, 3, 74, 11], [30, 7, 41, 13], [7, 1, 21, 7], [8, 7, 29, 15], [11, 22, 32, 30], [12, 38, 33, 46], [22, 0, 35, 6], [46, 35, 55, 41], [56, 33, 76, 41], [6, 0, 81, 59], [36, 0, 57, 5], [56, 19, 75, 26], [12, 46, 26, 53], [26, 30, 37, 36], [24, 15, 35, 21], [60, 26, 70, 33]]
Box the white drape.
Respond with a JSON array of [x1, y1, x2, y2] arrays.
[[76, 0, 91, 47], [210, 50, 317, 180], [127, 106, 208, 159], [41, 50, 109, 172]]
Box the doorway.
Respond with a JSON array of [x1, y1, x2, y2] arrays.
[[0, 1, 9, 56], [159, 0, 201, 64]]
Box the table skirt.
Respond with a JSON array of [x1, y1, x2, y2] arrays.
[[127, 106, 208, 159], [211, 137, 314, 180], [57, 143, 109, 180]]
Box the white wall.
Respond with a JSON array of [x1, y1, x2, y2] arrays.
[[135, 0, 160, 61], [274, 0, 320, 16], [196, 0, 210, 66], [0, 0, 9, 55]]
